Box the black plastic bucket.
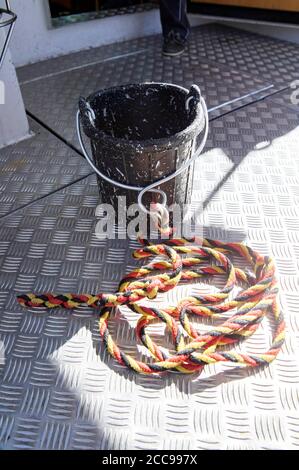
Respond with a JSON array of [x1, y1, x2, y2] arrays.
[[78, 83, 206, 210]]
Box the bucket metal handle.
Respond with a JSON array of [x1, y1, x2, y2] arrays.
[[76, 85, 209, 215]]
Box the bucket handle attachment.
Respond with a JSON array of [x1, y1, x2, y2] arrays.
[[185, 84, 201, 113], [76, 85, 209, 215]]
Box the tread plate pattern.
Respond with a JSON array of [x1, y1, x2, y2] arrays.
[[19, 26, 273, 150], [18, 23, 299, 88], [0, 99, 299, 449], [270, 87, 299, 113], [191, 23, 299, 87], [0, 118, 91, 218]]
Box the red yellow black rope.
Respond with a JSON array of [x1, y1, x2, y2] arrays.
[[17, 237, 285, 375]]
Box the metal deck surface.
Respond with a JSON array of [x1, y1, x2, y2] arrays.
[[191, 23, 299, 87], [18, 22, 299, 154], [270, 86, 299, 113], [0, 118, 91, 218], [1, 93, 299, 449], [19, 24, 277, 151], [17, 23, 299, 88], [1, 23, 299, 450], [20, 54, 272, 150]]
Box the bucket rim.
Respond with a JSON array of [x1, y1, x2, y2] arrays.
[[82, 82, 205, 151]]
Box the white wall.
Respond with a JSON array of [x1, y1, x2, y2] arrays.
[[9, 0, 210, 67], [10, 0, 162, 66], [8, 0, 299, 67], [0, 31, 30, 148]]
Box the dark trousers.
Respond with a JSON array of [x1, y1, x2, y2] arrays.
[[160, 0, 190, 40]]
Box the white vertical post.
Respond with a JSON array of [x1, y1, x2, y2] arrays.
[[0, 29, 29, 148]]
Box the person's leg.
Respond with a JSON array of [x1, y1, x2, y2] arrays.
[[160, 0, 190, 41]]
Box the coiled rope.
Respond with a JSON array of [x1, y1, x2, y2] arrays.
[[17, 88, 284, 375], [17, 236, 285, 375]]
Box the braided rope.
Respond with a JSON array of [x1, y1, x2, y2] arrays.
[[17, 237, 285, 375]]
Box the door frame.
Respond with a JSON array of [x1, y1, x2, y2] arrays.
[[187, 0, 299, 25]]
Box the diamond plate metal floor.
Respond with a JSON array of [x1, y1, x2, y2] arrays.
[[1, 21, 299, 450], [17, 23, 299, 88], [20, 52, 272, 152], [1, 94, 299, 449], [191, 23, 299, 88], [0, 118, 91, 218], [270, 86, 299, 113], [17, 39, 148, 85], [18, 22, 299, 156]]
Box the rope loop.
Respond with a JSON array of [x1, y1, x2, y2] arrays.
[[17, 236, 285, 375]]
